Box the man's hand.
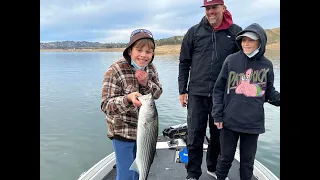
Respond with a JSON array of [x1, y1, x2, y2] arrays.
[[179, 93, 188, 107], [127, 92, 142, 107], [135, 70, 148, 87], [214, 122, 223, 129]]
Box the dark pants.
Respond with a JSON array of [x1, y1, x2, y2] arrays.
[[186, 95, 221, 179], [217, 128, 259, 180]]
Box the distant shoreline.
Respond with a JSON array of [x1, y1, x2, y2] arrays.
[[40, 44, 280, 60]]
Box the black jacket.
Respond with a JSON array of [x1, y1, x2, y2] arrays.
[[211, 23, 280, 134], [178, 16, 242, 96]]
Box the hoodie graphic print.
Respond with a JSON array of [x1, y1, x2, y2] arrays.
[[228, 68, 268, 97]]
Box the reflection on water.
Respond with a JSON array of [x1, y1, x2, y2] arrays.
[[40, 52, 280, 180]]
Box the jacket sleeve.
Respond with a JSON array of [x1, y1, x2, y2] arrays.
[[265, 64, 280, 106], [211, 57, 229, 122], [178, 27, 194, 95], [101, 67, 136, 115], [140, 64, 163, 100]]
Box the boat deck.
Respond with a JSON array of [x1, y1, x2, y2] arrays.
[[102, 147, 257, 180]]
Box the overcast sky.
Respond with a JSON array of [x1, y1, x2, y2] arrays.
[[40, 0, 280, 43]]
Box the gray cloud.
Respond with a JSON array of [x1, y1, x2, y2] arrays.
[[40, 0, 280, 42]]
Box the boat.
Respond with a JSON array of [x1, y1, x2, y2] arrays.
[[78, 122, 279, 180]]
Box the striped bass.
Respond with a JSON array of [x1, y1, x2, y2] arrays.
[[129, 93, 158, 180]]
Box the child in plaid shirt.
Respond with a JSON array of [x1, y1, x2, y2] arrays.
[[101, 29, 162, 180]]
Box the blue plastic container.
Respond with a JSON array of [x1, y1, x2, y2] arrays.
[[179, 147, 188, 163]]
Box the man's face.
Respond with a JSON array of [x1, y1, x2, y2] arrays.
[[205, 4, 225, 26]]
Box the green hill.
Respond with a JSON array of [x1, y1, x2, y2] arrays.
[[155, 36, 184, 46], [40, 27, 280, 49]]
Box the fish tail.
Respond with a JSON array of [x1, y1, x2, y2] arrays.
[[129, 159, 139, 173]]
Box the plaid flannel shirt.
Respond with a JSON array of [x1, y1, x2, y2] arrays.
[[101, 58, 162, 141]]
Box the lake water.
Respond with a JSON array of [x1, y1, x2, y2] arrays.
[[40, 52, 280, 180]]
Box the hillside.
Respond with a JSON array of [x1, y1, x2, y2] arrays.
[[40, 27, 280, 50], [264, 27, 280, 44], [40, 27, 280, 59]]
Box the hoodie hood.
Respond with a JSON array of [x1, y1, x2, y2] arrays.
[[200, 9, 233, 30], [235, 23, 267, 59]]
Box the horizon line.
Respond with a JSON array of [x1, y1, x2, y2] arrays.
[[41, 26, 280, 44]]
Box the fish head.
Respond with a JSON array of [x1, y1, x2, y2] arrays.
[[137, 93, 158, 123]]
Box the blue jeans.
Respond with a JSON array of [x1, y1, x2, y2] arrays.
[[112, 139, 139, 180]]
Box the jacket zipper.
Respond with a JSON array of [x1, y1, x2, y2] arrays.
[[208, 30, 215, 97]]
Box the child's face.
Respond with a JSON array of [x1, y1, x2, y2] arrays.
[[241, 37, 260, 55], [130, 45, 154, 67]]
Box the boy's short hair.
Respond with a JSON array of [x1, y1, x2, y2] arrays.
[[132, 39, 154, 51]]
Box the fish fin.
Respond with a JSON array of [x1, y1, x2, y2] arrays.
[[129, 159, 139, 173]]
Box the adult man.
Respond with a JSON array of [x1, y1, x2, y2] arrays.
[[178, 0, 242, 179]]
